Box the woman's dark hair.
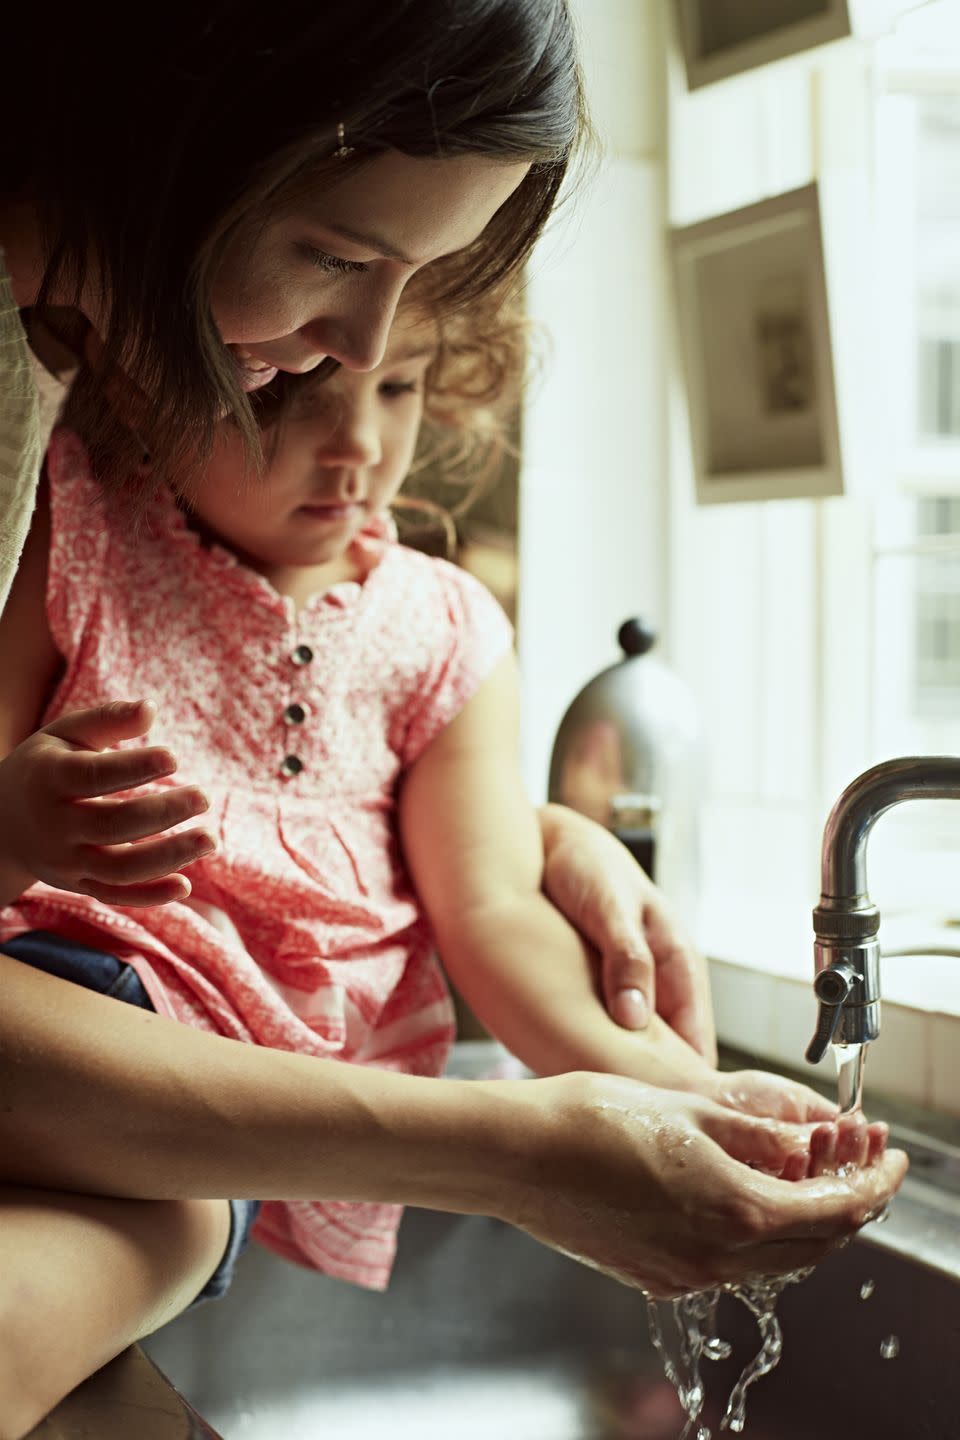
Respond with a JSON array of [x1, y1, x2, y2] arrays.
[[5, 1, 587, 492]]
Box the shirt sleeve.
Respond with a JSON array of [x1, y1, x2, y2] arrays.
[[399, 557, 514, 768]]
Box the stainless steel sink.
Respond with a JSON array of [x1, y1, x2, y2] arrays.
[[144, 1184, 960, 1440]]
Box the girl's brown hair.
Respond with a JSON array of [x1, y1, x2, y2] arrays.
[[5, 1, 587, 494]]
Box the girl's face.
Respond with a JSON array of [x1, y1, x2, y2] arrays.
[[189, 308, 437, 573], [211, 149, 528, 392]]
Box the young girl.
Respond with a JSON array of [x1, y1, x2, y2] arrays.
[[0, 287, 902, 1431]]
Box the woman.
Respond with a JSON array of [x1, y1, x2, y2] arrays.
[[0, 5, 903, 1430]]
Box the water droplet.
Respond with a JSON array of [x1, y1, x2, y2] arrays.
[[860, 1279, 876, 1300], [880, 1335, 900, 1360], [873, 1204, 890, 1225]]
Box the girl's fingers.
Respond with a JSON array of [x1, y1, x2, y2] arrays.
[[78, 828, 216, 886], [81, 874, 193, 907], [56, 745, 177, 799], [44, 699, 158, 749], [77, 787, 209, 845]]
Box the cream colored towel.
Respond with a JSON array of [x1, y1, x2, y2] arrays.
[[0, 249, 69, 616]]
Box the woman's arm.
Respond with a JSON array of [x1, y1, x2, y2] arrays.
[[0, 950, 905, 1296]]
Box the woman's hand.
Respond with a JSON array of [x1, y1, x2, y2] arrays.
[[0, 699, 215, 907], [539, 803, 716, 1062], [494, 1071, 905, 1298], [710, 1069, 839, 1124]]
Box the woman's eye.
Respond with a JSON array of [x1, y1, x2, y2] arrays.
[[303, 246, 367, 275]]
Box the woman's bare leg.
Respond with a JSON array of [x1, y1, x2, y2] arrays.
[[0, 1186, 230, 1440]]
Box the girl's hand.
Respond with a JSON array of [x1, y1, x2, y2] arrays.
[[539, 803, 717, 1062], [497, 1071, 904, 1298], [0, 699, 215, 906]]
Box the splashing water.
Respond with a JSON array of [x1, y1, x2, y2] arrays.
[[718, 1271, 812, 1432], [647, 1290, 728, 1439], [646, 1268, 812, 1437], [650, 1038, 887, 1434]]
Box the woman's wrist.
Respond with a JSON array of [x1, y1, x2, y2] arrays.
[[364, 1071, 571, 1224]]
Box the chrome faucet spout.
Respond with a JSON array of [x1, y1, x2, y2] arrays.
[[806, 756, 960, 1065], [821, 756, 960, 904]]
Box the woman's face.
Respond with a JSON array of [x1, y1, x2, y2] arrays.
[[210, 149, 529, 392]]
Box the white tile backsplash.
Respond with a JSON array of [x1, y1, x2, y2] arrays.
[[859, 1004, 931, 1108], [930, 1015, 960, 1119], [710, 955, 958, 1112], [710, 962, 777, 1058]]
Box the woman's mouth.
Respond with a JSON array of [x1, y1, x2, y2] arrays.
[[228, 345, 330, 392], [228, 345, 279, 393]]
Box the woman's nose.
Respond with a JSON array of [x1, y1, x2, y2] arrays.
[[303, 275, 407, 374]]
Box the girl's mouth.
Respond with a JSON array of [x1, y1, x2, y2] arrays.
[[296, 502, 361, 525]]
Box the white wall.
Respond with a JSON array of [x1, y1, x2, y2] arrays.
[[517, 0, 671, 800]]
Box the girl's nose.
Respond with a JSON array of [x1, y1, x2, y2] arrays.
[[316, 401, 381, 469]]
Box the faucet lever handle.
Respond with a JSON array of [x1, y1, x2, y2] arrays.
[[805, 963, 856, 1064]]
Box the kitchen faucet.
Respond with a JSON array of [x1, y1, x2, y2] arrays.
[[805, 756, 960, 1064]]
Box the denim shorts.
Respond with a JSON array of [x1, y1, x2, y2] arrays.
[[0, 929, 260, 1307]]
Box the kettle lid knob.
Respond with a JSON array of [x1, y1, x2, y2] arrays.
[[617, 617, 657, 658]]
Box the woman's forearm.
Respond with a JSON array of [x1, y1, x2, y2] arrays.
[[0, 953, 529, 1214]]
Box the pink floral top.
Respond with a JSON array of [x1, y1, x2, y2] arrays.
[[0, 427, 513, 1290]]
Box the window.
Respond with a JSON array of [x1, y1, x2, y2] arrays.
[[916, 100, 960, 444], [667, 1, 960, 957], [914, 499, 960, 711]]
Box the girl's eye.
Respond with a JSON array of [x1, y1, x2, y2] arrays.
[[380, 381, 421, 398], [303, 246, 367, 275]]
